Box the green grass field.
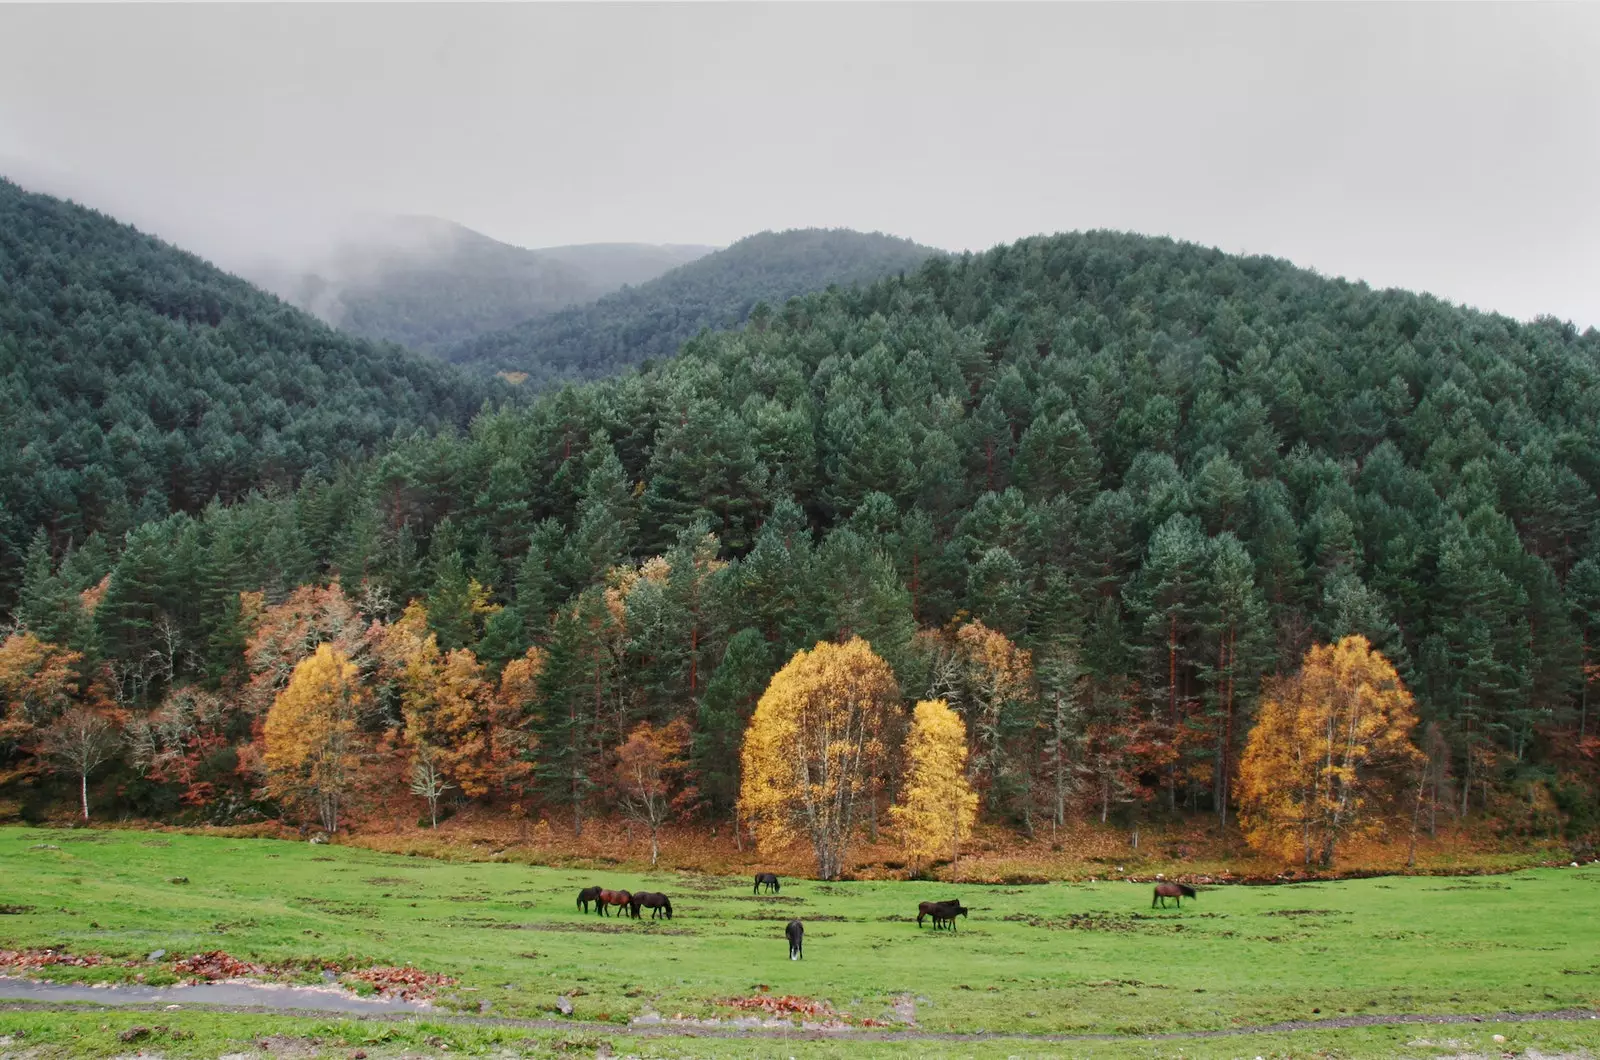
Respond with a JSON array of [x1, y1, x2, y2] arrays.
[[2, 826, 1599, 1057]]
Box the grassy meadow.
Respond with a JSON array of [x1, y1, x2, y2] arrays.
[[1, 826, 1599, 1056]]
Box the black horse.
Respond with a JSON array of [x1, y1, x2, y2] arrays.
[[576, 885, 602, 914], [917, 900, 969, 931], [786, 919, 804, 960], [631, 891, 674, 919], [1151, 882, 1198, 909], [754, 872, 781, 894]]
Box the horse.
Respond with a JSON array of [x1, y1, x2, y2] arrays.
[[576, 885, 602, 914], [786, 919, 804, 960], [596, 888, 633, 917], [631, 891, 674, 920], [917, 900, 968, 930], [754, 872, 781, 894], [1151, 882, 1197, 909]]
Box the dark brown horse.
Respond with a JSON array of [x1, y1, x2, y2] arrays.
[[1151, 882, 1197, 909], [754, 872, 780, 894], [786, 919, 803, 960], [596, 888, 633, 917], [576, 886, 602, 913], [917, 900, 968, 930], [630, 891, 674, 919]]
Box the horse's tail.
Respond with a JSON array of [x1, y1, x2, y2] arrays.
[[1180, 884, 1197, 899], [754, 876, 760, 894]]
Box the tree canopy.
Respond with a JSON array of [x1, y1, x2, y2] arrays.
[[4, 221, 1599, 852]]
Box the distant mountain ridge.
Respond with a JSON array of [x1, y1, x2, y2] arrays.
[[247, 216, 715, 355], [445, 227, 943, 386]]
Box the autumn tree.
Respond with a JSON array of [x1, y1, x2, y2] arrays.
[[613, 718, 692, 865], [922, 621, 1034, 823], [889, 700, 978, 870], [263, 643, 369, 834], [127, 685, 233, 808], [243, 583, 375, 717], [40, 707, 123, 820], [0, 632, 83, 759], [738, 637, 898, 879], [1237, 635, 1424, 866]]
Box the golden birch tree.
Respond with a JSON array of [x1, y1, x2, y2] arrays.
[[889, 699, 978, 869], [738, 637, 898, 879], [1237, 635, 1424, 866], [263, 643, 368, 834]]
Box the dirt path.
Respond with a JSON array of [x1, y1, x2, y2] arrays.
[[2, 988, 1596, 1045]]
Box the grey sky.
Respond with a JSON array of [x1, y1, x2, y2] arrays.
[[1, 3, 1596, 327]]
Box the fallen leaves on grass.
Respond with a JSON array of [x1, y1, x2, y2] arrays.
[[0, 948, 109, 969], [343, 965, 457, 1000], [168, 950, 455, 1000], [173, 950, 271, 981]]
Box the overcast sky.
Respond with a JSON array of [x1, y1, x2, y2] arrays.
[[1, 3, 1596, 327]]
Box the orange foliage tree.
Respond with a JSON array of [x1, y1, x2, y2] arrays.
[[263, 643, 369, 833], [398, 616, 538, 806], [0, 632, 83, 739], [1237, 635, 1424, 866], [739, 637, 898, 879], [613, 718, 693, 865]]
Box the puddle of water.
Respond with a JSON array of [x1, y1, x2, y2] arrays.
[[0, 975, 429, 1014]]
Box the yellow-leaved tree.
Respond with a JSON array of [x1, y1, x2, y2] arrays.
[[263, 643, 368, 834], [738, 637, 898, 879], [889, 700, 978, 871], [1237, 635, 1423, 867]]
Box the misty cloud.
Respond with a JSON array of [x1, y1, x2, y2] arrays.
[[1, 3, 1595, 326]]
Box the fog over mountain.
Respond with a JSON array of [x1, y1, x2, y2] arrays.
[[1, 4, 1595, 327]]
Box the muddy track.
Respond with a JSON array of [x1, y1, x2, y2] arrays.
[[2, 996, 1596, 1044]]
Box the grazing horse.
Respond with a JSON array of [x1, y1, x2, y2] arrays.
[[786, 919, 804, 960], [631, 891, 674, 920], [1151, 882, 1197, 909], [576, 886, 602, 914], [917, 900, 969, 930], [754, 872, 781, 894], [596, 888, 633, 917]]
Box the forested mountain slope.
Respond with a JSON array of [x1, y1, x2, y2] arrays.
[[0, 179, 491, 602], [444, 228, 941, 385], [9, 229, 1600, 840]]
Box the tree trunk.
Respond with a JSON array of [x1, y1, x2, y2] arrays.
[[1406, 765, 1427, 869], [1167, 613, 1178, 810], [650, 826, 660, 867], [80, 772, 89, 821]]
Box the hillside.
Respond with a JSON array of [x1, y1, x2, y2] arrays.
[[0, 179, 491, 603], [6, 229, 1600, 849], [444, 228, 943, 384], [250, 219, 715, 355]]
